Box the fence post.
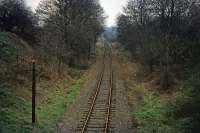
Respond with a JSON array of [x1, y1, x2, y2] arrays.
[[32, 60, 36, 124]]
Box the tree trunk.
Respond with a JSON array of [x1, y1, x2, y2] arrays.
[[161, 64, 169, 89], [88, 43, 91, 60]]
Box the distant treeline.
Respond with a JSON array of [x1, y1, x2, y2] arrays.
[[117, 0, 200, 89]]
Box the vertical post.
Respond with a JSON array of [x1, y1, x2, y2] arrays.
[[32, 60, 36, 124]]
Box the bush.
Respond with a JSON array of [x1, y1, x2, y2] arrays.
[[134, 89, 199, 133], [0, 32, 19, 81]]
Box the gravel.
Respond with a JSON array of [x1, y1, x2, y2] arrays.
[[57, 53, 136, 133]]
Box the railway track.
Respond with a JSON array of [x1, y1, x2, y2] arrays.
[[78, 43, 115, 133]]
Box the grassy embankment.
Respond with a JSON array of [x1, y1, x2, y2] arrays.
[[0, 78, 85, 132], [118, 46, 200, 133], [0, 32, 87, 132]]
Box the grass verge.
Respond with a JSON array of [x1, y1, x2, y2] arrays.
[[36, 78, 85, 130], [0, 77, 86, 133], [0, 85, 32, 133], [127, 65, 200, 133], [117, 47, 200, 133]]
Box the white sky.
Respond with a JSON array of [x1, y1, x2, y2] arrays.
[[25, 0, 41, 10], [100, 0, 128, 26], [25, 0, 128, 27]]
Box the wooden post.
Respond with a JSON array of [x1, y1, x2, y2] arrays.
[[32, 60, 36, 124]]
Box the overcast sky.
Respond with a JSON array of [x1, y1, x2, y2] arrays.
[[25, 0, 128, 27], [100, 0, 128, 26], [25, 0, 41, 10]]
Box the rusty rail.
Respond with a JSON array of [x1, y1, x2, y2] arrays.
[[81, 43, 113, 133], [104, 46, 113, 133]]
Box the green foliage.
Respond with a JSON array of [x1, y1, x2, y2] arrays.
[[177, 66, 200, 132], [0, 85, 32, 133], [134, 67, 200, 133], [0, 32, 18, 63], [37, 78, 85, 129], [135, 93, 169, 122], [0, 77, 85, 132], [134, 89, 194, 132]]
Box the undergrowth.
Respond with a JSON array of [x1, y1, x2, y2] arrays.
[[36, 78, 85, 131], [0, 85, 32, 133], [132, 66, 200, 133], [0, 77, 85, 133]]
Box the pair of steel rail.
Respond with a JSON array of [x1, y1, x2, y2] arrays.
[[81, 44, 113, 133]]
